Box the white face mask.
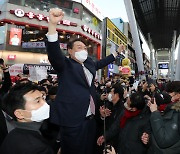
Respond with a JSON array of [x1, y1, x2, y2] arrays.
[[74, 50, 88, 63], [25, 103, 50, 122], [108, 93, 112, 102], [124, 102, 130, 110], [124, 102, 133, 111]]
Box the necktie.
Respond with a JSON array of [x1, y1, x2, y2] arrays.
[[82, 64, 95, 115]]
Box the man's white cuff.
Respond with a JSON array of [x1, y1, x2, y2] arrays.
[[46, 32, 58, 42]]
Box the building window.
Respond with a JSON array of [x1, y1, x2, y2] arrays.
[[107, 29, 111, 38], [112, 34, 115, 42]]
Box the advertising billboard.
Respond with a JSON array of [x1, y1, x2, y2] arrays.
[[9, 28, 22, 46]]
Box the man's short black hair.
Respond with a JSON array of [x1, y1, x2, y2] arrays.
[[38, 86, 47, 94], [48, 86, 58, 95], [129, 92, 145, 110], [67, 38, 87, 50], [2, 82, 39, 120], [112, 83, 124, 99], [165, 81, 180, 93]]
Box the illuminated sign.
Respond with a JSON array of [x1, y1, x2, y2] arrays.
[[8, 55, 16, 60], [71, 0, 103, 20], [158, 63, 169, 69], [10, 9, 77, 27], [81, 25, 102, 40], [14, 9, 25, 17], [81, 0, 103, 20]]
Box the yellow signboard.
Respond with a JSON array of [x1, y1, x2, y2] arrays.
[[106, 18, 127, 46]]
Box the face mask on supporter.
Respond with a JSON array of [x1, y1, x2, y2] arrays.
[[75, 50, 88, 63], [25, 103, 50, 122], [126, 94, 130, 98], [124, 102, 131, 111], [108, 93, 112, 102]]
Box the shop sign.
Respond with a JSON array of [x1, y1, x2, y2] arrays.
[[22, 42, 45, 48], [14, 9, 25, 17], [22, 42, 67, 50], [8, 55, 16, 60], [81, 0, 103, 20], [81, 25, 102, 40], [23, 64, 54, 72], [10, 9, 77, 27], [60, 43, 67, 49], [62, 20, 71, 26], [73, 8, 79, 14]]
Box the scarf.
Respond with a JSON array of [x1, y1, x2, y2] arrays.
[[120, 109, 141, 128], [159, 100, 179, 112]]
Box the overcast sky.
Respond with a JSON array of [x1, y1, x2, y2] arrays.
[[94, 0, 151, 58]]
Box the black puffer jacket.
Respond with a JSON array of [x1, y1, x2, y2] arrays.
[[148, 101, 180, 154], [105, 107, 151, 154]]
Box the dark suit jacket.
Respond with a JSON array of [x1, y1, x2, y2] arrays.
[[0, 110, 8, 146], [46, 40, 115, 127], [0, 128, 54, 154]]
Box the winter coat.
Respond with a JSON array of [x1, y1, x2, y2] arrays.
[[106, 107, 151, 154], [148, 101, 180, 154]]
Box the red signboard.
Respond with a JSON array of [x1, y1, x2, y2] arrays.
[[10, 9, 77, 27], [8, 55, 16, 60], [81, 25, 102, 40]]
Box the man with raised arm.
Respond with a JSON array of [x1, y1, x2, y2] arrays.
[[46, 8, 124, 154]]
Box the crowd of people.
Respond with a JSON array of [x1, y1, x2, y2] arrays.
[[0, 8, 180, 154]]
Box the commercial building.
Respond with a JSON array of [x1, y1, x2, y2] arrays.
[[0, 0, 103, 66], [102, 17, 127, 77]]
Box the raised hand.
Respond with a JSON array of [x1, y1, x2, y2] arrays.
[[48, 8, 64, 35], [141, 132, 149, 144], [117, 44, 125, 54], [49, 8, 64, 25], [99, 106, 111, 118], [97, 135, 105, 146]]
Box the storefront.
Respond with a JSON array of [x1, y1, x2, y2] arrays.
[[0, 0, 103, 65]]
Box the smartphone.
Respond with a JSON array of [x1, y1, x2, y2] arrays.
[[151, 92, 155, 104]]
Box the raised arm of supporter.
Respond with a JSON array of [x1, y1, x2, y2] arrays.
[[46, 8, 66, 73], [0, 63, 12, 94], [95, 44, 125, 70], [99, 105, 111, 118], [97, 114, 121, 146]]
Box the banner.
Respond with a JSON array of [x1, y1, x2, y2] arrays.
[[28, 66, 47, 82], [9, 64, 55, 77]]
